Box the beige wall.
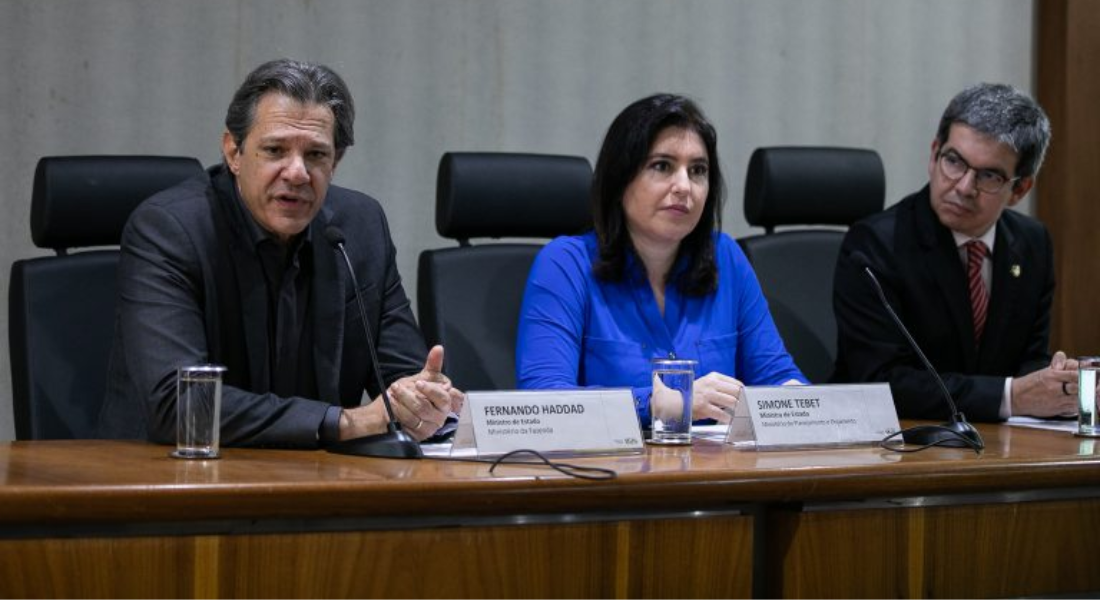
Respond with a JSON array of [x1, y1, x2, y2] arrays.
[[0, 0, 1036, 440]]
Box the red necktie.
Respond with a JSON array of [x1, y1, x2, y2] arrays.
[[967, 240, 989, 343]]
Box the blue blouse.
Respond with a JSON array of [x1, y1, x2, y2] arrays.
[[515, 231, 806, 424]]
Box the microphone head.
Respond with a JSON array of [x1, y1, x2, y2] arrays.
[[323, 225, 346, 247], [847, 250, 881, 286], [848, 250, 873, 271]]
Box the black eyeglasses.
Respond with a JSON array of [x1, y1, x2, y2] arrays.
[[937, 150, 1020, 194]]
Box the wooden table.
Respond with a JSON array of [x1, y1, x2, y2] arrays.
[[1, 422, 1099, 598]]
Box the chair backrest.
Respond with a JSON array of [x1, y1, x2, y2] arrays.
[[9, 155, 204, 439], [739, 146, 885, 382], [418, 152, 592, 391]]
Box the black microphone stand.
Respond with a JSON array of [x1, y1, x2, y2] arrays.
[[325, 227, 422, 459], [862, 265, 984, 451]]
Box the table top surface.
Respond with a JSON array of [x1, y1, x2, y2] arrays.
[[2, 421, 1098, 524]]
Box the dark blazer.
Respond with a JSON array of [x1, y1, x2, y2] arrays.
[[831, 185, 1054, 422], [98, 164, 426, 447]]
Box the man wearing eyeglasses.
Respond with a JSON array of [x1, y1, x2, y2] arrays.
[[831, 83, 1078, 422]]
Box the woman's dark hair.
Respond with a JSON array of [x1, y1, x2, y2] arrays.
[[224, 58, 355, 161], [591, 93, 724, 295]]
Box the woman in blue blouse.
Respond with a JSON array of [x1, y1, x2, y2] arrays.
[[515, 93, 806, 425]]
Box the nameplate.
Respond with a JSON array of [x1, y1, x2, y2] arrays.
[[725, 384, 900, 450], [451, 389, 644, 457]]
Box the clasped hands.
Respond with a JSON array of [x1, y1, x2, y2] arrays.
[[1010, 351, 1079, 418], [673, 372, 801, 424], [338, 345, 464, 442]]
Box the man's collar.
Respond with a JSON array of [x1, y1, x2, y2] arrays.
[[951, 224, 997, 253]]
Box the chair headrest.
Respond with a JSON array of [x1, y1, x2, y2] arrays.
[[743, 146, 885, 229], [436, 152, 592, 240], [31, 155, 204, 251]]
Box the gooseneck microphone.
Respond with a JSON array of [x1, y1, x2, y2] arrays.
[[323, 226, 422, 459], [851, 251, 984, 452]]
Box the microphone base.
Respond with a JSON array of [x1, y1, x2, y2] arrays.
[[902, 417, 984, 450], [327, 428, 424, 459]]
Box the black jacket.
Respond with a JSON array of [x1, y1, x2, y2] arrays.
[[831, 185, 1054, 421], [99, 164, 425, 447]]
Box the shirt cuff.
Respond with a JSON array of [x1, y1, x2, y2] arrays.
[[318, 405, 343, 446], [1000, 377, 1013, 420]]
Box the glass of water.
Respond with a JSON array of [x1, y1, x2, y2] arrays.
[[171, 364, 227, 459], [649, 359, 697, 445], [1078, 357, 1100, 438]]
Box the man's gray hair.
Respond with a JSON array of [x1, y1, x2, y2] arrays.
[[936, 82, 1051, 181]]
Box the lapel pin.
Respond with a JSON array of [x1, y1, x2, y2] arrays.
[[1010, 264, 1021, 278]]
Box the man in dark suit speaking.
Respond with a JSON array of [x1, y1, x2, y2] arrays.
[[832, 83, 1077, 422], [99, 59, 460, 447]]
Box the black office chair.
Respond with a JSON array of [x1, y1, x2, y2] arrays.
[[739, 146, 885, 383], [417, 152, 592, 391], [8, 155, 205, 439]]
